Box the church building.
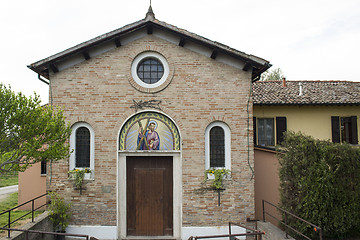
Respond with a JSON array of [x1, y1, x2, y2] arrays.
[[28, 7, 271, 240]]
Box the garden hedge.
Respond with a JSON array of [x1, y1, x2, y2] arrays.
[[278, 131, 360, 239]]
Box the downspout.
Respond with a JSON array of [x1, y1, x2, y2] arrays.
[[38, 74, 53, 107], [38, 74, 49, 85], [247, 81, 255, 180], [37, 74, 54, 184]]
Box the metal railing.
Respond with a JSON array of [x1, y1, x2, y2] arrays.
[[188, 221, 265, 240], [0, 227, 98, 240], [262, 199, 323, 240], [0, 192, 99, 240], [0, 192, 49, 238]]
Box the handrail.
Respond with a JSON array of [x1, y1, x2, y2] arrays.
[[188, 221, 265, 240], [0, 192, 49, 238], [0, 192, 48, 213], [262, 199, 323, 240], [0, 227, 98, 240]]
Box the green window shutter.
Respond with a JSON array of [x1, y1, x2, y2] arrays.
[[331, 116, 340, 143], [276, 117, 287, 145]]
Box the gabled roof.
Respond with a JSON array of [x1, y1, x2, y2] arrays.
[[253, 80, 360, 105], [28, 8, 271, 81]]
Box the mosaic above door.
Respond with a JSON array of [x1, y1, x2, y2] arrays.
[[119, 112, 180, 151]]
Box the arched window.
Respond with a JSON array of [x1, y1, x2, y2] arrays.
[[210, 126, 225, 168], [205, 122, 231, 170], [70, 122, 95, 178], [75, 127, 90, 168]]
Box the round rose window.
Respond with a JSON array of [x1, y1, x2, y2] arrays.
[[136, 58, 164, 84], [131, 52, 170, 89]]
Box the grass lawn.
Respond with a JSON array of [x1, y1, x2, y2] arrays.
[[0, 174, 18, 188], [0, 193, 44, 235]]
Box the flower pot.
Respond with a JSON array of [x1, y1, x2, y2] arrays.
[[54, 229, 66, 240], [55, 234, 65, 240], [68, 172, 75, 179], [84, 172, 91, 179]]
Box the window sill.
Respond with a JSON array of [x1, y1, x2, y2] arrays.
[[68, 172, 94, 180], [206, 173, 231, 180], [254, 145, 276, 151]]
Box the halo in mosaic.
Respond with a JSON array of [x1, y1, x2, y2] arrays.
[[119, 112, 180, 151]]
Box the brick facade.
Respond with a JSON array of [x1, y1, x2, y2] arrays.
[[47, 33, 256, 230]]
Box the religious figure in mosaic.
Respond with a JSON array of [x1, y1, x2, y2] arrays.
[[120, 112, 179, 151], [137, 120, 160, 150]]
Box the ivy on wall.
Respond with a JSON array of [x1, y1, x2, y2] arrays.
[[278, 131, 360, 239]]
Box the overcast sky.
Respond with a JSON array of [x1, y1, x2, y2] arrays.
[[1, 0, 360, 103]]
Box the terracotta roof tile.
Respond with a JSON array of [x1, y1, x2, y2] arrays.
[[253, 80, 360, 105]]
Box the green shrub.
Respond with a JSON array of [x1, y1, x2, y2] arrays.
[[278, 131, 360, 239], [48, 192, 71, 232]]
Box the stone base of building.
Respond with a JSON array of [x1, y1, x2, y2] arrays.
[[182, 226, 246, 240], [65, 225, 247, 240], [67, 225, 117, 240]]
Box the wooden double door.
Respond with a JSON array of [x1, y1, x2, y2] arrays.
[[126, 156, 173, 236]]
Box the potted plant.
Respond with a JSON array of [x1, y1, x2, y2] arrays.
[[203, 168, 231, 190], [68, 168, 91, 191], [203, 168, 231, 206], [48, 192, 71, 239], [84, 168, 91, 179]]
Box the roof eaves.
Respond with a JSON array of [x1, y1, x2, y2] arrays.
[[28, 18, 149, 78], [28, 17, 271, 80], [254, 102, 360, 106], [149, 20, 271, 72]]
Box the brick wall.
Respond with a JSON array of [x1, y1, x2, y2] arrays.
[[47, 34, 255, 227]]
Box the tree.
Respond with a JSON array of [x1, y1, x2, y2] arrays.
[[0, 84, 71, 174], [260, 67, 285, 81]]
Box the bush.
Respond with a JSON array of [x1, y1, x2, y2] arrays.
[[48, 192, 71, 233], [278, 131, 360, 239]]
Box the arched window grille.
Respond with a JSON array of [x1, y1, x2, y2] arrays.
[[205, 122, 231, 170], [69, 122, 95, 179], [210, 126, 225, 168], [75, 127, 90, 168]]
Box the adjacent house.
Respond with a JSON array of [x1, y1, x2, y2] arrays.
[[18, 161, 47, 211], [253, 79, 359, 146], [25, 7, 271, 240], [253, 79, 360, 222]]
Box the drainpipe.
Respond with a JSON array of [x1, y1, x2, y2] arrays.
[[247, 82, 254, 180], [37, 74, 53, 184], [37, 74, 53, 106], [38, 74, 49, 85]]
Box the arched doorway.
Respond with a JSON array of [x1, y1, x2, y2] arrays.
[[117, 111, 182, 239]]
